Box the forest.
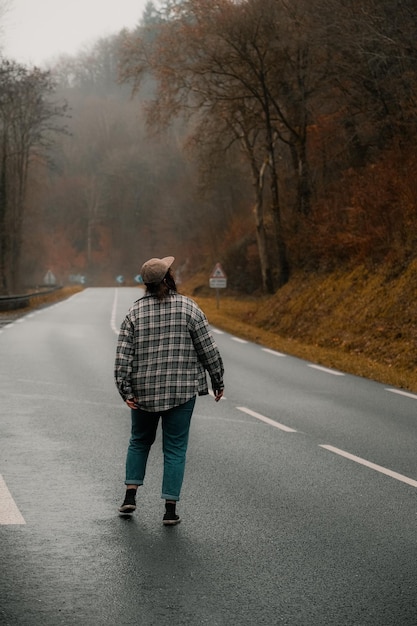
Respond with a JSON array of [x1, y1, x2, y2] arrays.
[[0, 0, 416, 296]]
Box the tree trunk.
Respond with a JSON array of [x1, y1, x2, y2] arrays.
[[268, 152, 290, 288], [242, 135, 275, 294], [253, 183, 274, 294], [296, 137, 311, 216], [0, 139, 8, 294], [260, 73, 290, 289]]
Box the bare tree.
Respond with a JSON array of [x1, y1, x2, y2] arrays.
[[0, 60, 68, 293], [120, 0, 339, 290], [120, 0, 286, 290]]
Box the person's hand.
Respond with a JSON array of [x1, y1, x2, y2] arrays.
[[126, 398, 139, 409], [214, 389, 224, 402]]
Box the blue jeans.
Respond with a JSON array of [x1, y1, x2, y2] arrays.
[[125, 396, 196, 501]]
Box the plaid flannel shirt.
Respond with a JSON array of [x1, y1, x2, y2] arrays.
[[114, 292, 224, 412]]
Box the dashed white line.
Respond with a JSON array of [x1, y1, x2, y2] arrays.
[[109, 306, 417, 491], [320, 445, 417, 488], [386, 388, 417, 401], [231, 337, 248, 344], [308, 364, 345, 376], [236, 406, 297, 432], [262, 348, 286, 357], [211, 328, 224, 334], [0, 475, 26, 525]]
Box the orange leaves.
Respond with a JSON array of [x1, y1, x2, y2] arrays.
[[291, 142, 417, 269]]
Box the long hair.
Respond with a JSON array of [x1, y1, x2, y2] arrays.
[[145, 268, 177, 301]]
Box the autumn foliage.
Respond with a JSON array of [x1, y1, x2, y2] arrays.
[[1, 0, 416, 295]]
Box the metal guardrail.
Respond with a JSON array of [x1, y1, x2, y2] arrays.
[[0, 286, 62, 311]]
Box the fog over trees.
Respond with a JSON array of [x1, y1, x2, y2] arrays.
[[1, 0, 417, 294]]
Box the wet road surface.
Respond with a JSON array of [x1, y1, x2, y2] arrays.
[[1, 288, 417, 625]]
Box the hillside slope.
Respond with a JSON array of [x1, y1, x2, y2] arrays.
[[184, 262, 417, 393]]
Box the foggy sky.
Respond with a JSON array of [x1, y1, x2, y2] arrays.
[[3, 0, 149, 66]]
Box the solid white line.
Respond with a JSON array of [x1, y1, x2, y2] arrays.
[[386, 388, 417, 401], [111, 288, 119, 335], [236, 406, 297, 432], [0, 475, 26, 525], [262, 348, 286, 357], [308, 364, 345, 376], [320, 445, 417, 488], [231, 337, 248, 344]]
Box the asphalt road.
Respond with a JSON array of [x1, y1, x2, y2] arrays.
[[1, 287, 417, 625]]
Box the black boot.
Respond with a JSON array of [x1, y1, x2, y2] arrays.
[[163, 501, 181, 525], [118, 489, 136, 514]]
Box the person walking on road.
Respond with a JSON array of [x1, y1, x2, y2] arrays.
[[115, 256, 224, 525]]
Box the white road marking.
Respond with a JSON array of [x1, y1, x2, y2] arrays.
[[0, 475, 26, 525], [308, 364, 345, 376], [262, 348, 286, 357], [211, 328, 224, 334], [236, 406, 297, 432], [386, 388, 417, 401], [111, 288, 119, 335], [231, 336, 248, 344], [320, 445, 417, 488]]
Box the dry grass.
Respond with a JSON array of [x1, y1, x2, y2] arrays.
[[28, 285, 84, 308], [0, 285, 84, 321], [182, 264, 417, 393]]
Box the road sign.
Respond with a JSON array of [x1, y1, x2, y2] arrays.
[[116, 275, 124, 284], [69, 274, 86, 284], [210, 263, 227, 279], [210, 263, 227, 289], [210, 277, 227, 289], [210, 263, 227, 309], [134, 275, 143, 284], [43, 270, 56, 286], [210, 263, 227, 290]]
